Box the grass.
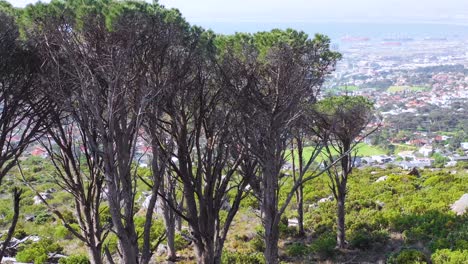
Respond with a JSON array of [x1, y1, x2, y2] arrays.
[[387, 86, 428, 93], [287, 143, 386, 163]]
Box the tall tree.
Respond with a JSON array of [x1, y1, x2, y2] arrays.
[[314, 95, 376, 249], [219, 30, 341, 264], [147, 30, 253, 263], [40, 114, 107, 264], [26, 1, 179, 262], [0, 10, 49, 262]]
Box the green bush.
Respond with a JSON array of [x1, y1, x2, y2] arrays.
[[16, 247, 48, 264], [34, 212, 54, 225], [286, 242, 309, 257], [221, 251, 265, 264], [14, 228, 28, 239], [432, 249, 468, 264], [349, 230, 389, 250], [174, 232, 189, 251], [59, 254, 90, 264], [388, 249, 429, 264], [310, 233, 335, 258], [16, 238, 63, 264], [249, 235, 265, 253], [54, 225, 72, 240]]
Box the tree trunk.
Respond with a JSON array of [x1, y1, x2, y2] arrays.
[[194, 239, 215, 264], [264, 224, 279, 264], [297, 185, 305, 237], [0, 188, 22, 262], [119, 236, 139, 264], [336, 196, 346, 249], [88, 246, 103, 264], [262, 165, 279, 264], [163, 206, 177, 261]]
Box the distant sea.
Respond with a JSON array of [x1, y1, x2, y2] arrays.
[[194, 21, 468, 42]]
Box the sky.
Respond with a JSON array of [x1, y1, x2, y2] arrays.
[[8, 0, 468, 24]]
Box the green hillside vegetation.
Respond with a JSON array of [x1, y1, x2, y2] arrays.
[[2, 157, 466, 263], [288, 143, 386, 163], [387, 86, 428, 93]]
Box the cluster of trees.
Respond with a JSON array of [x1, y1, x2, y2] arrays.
[[0, 1, 376, 263]]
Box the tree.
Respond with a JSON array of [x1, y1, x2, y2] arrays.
[[27, 1, 177, 262], [219, 30, 341, 263], [0, 10, 49, 262], [40, 114, 107, 264], [314, 95, 376, 249], [145, 29, 253, 263]]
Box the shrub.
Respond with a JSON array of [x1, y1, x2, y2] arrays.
[[174, 232, 189, 251], [286, 242, 309, 257], [432, 249, 468, 264], [16, 247, 48, 264], [310, 233, 335, 258], [388, 249, 428, 264], [34, 212, 54, 225], [349, 230, 389, 250], [54, 225, 72, 240], [14, 228, 28, 239], [221, 251, 265, 264], [59, 254, 90, 264], [249, 235, 265, 253]]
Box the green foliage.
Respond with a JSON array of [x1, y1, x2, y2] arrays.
[[16, 238, 63, 264], [134, 216, 165, 250], [59, 254, 90, 264], [431, 249, 468, 264], [14, 228, 28, 239], [349, 229, 389, 250], [249, 230, 265, 253], [286, 242, 309, 257], [387, 249, 429, 264], [34, 212, 54, 224], [221, 251, 265, 264], [310, 233, 336, 258], [174, 232, 189, 251]]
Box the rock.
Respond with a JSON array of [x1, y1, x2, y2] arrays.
[[33, 192, 53, 205], [375, 175, 388, 182], [288, 218, 298, 227], [156, 244, 167, 256], [375, 200, 385, 210], [48, 252, 67, 263], [451, 194, 468, 215], [371, 171, 378, 175], [141, 195, 163, 215], [408, 167, 420, 177], [318, 195, 334, 203]]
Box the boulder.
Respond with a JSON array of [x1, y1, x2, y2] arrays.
[[451, 194, 468, 215], [288, 218, 299, 227], [375, 175, 388, 183]]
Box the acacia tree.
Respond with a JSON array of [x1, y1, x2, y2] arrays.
[[314, 95, 376, 249], [0, 10, 49, 261], [27, 1, 177, 262], [219, 30, 341, 264]]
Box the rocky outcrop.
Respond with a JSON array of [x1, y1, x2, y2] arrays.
[[451, 193, 468, 215]]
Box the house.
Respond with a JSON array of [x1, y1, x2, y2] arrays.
[[418, 145, 433, 157], [398, 151, 415, 160], [371, 155, 392, 164], [30, 147, 48, 158]]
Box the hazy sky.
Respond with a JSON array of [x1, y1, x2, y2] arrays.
[[8, 0, 468, 25]]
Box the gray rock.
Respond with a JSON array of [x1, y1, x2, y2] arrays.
[[451, 193, 468, 215]]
